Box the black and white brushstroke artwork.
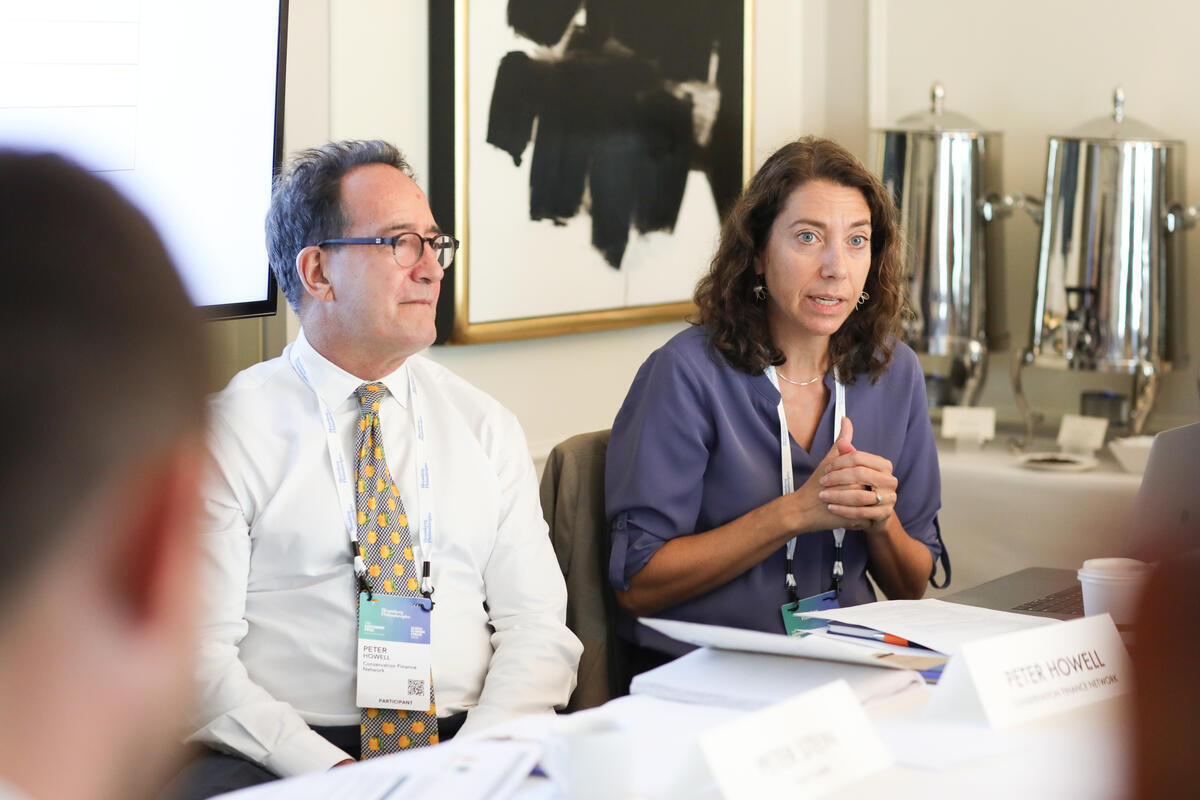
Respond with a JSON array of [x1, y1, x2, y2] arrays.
[[486, 0, 742, 268], [463, 0, 744, 324]]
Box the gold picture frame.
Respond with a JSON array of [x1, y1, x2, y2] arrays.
[[429, 0, 754, 344]]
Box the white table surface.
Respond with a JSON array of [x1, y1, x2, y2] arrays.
[[223, 673, 1133, 800], [548, 687, 1130, 799], [929, 440, 1143, 598]]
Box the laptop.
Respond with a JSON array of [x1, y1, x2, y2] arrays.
[[1125, 421, 1200, 561], [944, 421, 1200, 620], [943, 567, 1084, 620]]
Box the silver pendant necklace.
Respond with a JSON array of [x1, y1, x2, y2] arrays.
[[776, 369, 823, 387]]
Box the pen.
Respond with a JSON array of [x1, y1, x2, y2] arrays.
[[826, 624, 911, 647]]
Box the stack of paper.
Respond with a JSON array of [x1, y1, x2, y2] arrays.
[[796, 598, 1058, 654], [640, 616, 947, 674], [640, 600, 1056, 688], [641, 617, 920, 667], [630, 646, 924, 710]]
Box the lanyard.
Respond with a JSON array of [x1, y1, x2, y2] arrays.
[[289, 343, 437, 599], [765, 366, 846, 598]]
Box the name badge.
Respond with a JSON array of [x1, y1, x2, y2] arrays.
[[781, 590, 839, 636], [925, 614, 1131, 728], [356, 593, 433, 711], [699, 679, 893, 799]]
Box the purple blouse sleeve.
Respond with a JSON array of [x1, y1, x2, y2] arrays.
[[888, 346, 943, 573], [605, 340, 715, 591]]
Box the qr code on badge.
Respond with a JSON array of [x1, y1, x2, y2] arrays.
[[407, 679, 425, 696]]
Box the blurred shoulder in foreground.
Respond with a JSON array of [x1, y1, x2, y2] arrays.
[[1132, 549, 1200, 798], [0, 151, 208, 800]]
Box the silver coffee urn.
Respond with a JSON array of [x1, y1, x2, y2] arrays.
[[872, 83, 1013, 408], [1012, 88, 1193, 443]]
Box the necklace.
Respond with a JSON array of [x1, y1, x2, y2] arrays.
[[776, 369, 824, 387]]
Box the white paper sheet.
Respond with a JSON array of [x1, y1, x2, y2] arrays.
[[639, 617, 921, 669], [795, 599, 1057, 654], [631, 646, 923, 710], [873, 717, 1045, 770], [213, 739, 542, 800], [217, 765, 408, 800]]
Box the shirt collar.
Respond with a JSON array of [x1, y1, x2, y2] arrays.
[[294, 329, 410, 410]]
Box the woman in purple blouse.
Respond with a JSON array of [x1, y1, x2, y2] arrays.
[[606, 137, 949, 660]]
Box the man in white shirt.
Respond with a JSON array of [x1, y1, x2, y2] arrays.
[[178, 140, 582, 796], [0, 152, 208, 800]]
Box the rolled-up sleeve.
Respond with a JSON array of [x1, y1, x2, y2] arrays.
[[605, 343, 715, 590]]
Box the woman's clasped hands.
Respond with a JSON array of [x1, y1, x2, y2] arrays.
[[796, 417, 897, 534]]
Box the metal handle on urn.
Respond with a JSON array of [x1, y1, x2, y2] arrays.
[[1166, 204, 1199, 235], [981, 192, 1043, 226]]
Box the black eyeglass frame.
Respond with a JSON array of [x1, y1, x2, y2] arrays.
[[315, 233, 461, 268]]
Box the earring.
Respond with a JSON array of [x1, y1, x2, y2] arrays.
[[753, 283, 767, 302], [856, 291, 870, 308]]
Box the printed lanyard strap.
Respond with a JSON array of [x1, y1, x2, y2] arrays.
[[289, 344, 437, 597], [765, 366, 846, 599]]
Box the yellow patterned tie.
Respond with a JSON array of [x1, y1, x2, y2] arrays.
[[354, 383, 439, 757]]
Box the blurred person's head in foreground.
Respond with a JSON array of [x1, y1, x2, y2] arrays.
[[0, 151, 208, 800]]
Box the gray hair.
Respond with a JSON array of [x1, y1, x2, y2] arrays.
[[266, 140, 413, 312]]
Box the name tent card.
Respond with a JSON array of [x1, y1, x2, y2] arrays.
[[1058, 413, 1109, 455], [941, 406, 996, 442], [699, 679, 892, 799], [925, 614, 1130, 728]]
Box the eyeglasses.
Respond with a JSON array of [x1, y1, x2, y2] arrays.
[[316, 232, 460, 268]]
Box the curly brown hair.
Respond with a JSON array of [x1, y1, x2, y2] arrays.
[[693, 136, 906, 384]]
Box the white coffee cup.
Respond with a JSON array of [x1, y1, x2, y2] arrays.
[[1077, 557, 1153, 625]]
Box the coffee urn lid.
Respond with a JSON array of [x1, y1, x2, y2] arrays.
[[880, 82, 997, 134], [1059, 87, 1180, 143]]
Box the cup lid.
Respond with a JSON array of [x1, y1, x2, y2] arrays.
[[1078, 557, 1152, 578]]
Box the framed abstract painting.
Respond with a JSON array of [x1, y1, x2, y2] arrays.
[[429, 0, 753, 343]]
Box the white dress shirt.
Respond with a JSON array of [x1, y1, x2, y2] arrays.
[[189, 331, 581, 777]]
